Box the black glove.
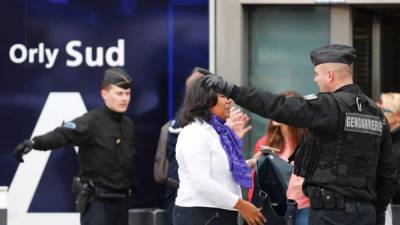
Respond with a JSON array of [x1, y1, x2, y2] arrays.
[[200, 75, 234, 97], [13, 140, 34, 163]]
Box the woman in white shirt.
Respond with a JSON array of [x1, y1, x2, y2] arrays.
[[173, 77, 266, 225]]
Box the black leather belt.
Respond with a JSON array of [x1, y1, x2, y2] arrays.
[[308, 186, 367, 213], [95, 187, 132, 199]]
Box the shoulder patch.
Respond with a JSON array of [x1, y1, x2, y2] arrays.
[[170, 119, 176, 127], [303, 94, 318, 100], [63, 121, 77, 130]]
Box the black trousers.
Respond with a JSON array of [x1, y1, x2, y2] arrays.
[[309, 202, 375, 225], [81, 198, 130, 225], [173, 205, 238, 225]]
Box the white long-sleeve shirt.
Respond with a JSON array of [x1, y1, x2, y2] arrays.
[[174, 120, 241, 210]]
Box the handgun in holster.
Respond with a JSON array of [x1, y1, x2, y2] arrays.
[[72, 176, 94, 215]]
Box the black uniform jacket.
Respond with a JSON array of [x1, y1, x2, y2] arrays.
[[230, 84, 395, 216], [32, 106, 136, 191]]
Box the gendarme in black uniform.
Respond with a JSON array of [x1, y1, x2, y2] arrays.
[[13, 67, 136, 225], [32, 105, 135, 191], [201, 44, 396, 225]]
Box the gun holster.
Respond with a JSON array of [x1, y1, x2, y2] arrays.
[[72, 176, 94, 214]]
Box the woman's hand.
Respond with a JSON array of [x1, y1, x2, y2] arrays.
[[246, 152, 263, 169], [234, 199, 266, 225], [225, 106, 252, 139]]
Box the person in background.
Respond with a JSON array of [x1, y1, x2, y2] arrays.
[[13, 67, 136, 225], [201, 44, 396, 225], [163, 67, 252, 225], [379, 93, 400, 132], [173, 77, 266, 225], [379, 93, 400, 225], [250, 91, 310, 225]]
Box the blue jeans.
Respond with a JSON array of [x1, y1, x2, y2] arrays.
[[165, 187, 177, 225], [173, 205, 238, 225], [296, 208, 309, 225]]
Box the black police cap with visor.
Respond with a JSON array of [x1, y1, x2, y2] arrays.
[[103, 67, 132, 89], [310, 44, 357, 66]]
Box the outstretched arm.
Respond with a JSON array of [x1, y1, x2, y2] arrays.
[[201, 75, 338, 131]]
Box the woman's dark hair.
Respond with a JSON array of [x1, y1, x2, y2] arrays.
[[180, 77, 218, 127]]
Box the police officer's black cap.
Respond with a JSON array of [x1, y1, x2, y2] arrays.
[[310, 44, 357, 66], [103, 67, 131, 89]]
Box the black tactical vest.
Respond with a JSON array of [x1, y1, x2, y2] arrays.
[[296, 91, 385, 193]]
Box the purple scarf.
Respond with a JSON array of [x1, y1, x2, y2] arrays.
[[209, 114, 252, 188]]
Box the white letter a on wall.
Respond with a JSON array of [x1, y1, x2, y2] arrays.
[[9, 92, 87, 225]]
